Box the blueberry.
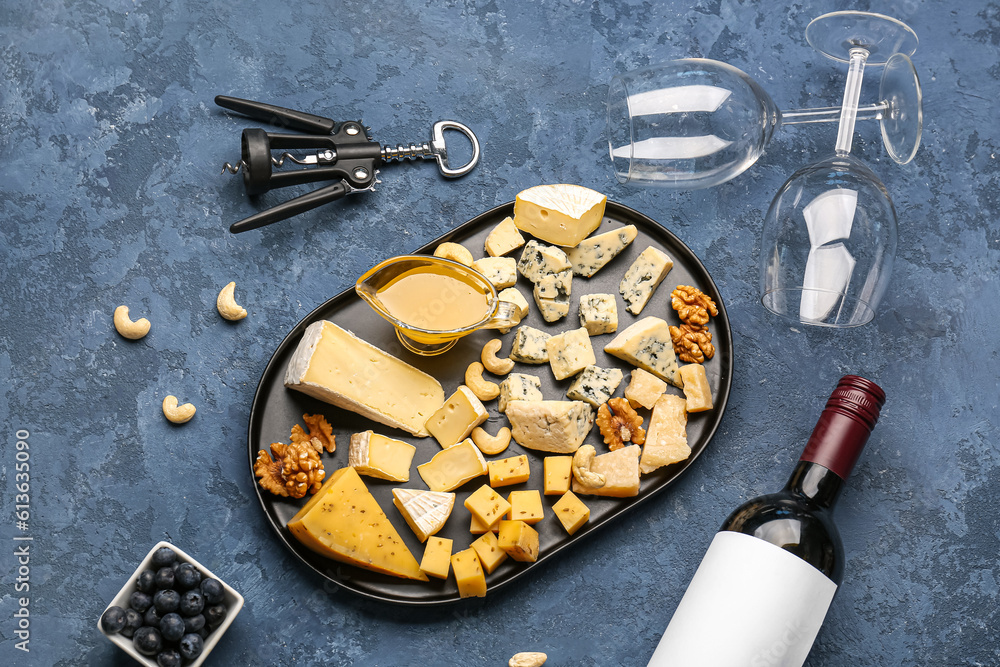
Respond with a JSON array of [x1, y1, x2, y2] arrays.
[[153, 589, 180, 614], [204, 603, 227, 628], [178, 633, 204, 661], [129, 591, 153, 613], [156, 650, 182, 667], [151, 547, 177, 569], [133, 626, 163, 656], [121, 608, 143, 638], [175, 563, 202, 591], [200, 578, 225, 604], [171, 560, 183, 575], [100, 606, 126, 634], [179, 589, 205, 617], [136, 569, 157, 593], [197, 627, 209, 640], [154, 566, 176, 590], [183, 613, 206, 634], [159, 612, 185, 643], [144, 606, 163, 628]]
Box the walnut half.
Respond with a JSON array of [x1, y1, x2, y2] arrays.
[[671, 285, 718, 326], [254, 450, 288, 497], [669, 323, 715, 363], [281, 440, 326, 499], [596, 398, 646, 451]]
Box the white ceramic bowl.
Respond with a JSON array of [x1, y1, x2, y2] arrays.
[[98, 541, 244, 666]]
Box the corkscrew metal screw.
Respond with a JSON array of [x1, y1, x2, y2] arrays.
[[215, 95, 481, 233]]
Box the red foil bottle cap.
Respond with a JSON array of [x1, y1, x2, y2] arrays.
[[800, 375, 886, 480]]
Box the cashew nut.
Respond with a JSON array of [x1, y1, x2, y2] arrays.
[[572, 445, 606, 489], [471, 426, 512, 456], [433, 242, 474, 266], [510, 652, 548, 667], [113, 305, 150, 340], [465, 362, 500, 401], [162, 395, 196, 424], [481, 339, 515, 375], [216, 281, 248, 321]]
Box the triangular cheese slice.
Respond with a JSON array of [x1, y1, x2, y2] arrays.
[[287, 467, 428, 581], [392, 489, 455, 542]]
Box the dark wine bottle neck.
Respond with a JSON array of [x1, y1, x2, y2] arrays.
[[784, 461, 843, 509]]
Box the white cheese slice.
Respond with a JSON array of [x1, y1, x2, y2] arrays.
[[425, 385, 489, 449], [284, 321, 445, 437], [417, 439, 488, 492], [506, 400, 594, 454], [348, 430, 417, 482], [484, 216, 526, 257], [392, 488, 456, 542], [619, 246, 674, 315], [604, 317, 681, 387], [513, 184, 607, 247], [566, 225, 638, 277]]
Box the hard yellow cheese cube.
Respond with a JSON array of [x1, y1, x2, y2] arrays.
[[552, 491, 590, 535], [471, 531, 508, 574], [464, 484, 511, 527], [470, 513, 501, 534], [487, 455, 531, 487], [507, 490, 544, 525], [679, 363, 714, 412], [497, 520, 539, 563], [426, 386, 489, 449], [420, 537, 453, 580], [543, 456, 572, 495], [451, 548, 487, 598]]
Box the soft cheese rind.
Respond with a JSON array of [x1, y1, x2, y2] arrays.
[[392, 488, 455, 542], [284, 321, 445, 436], [513, 184, 607, 247], [506, 400, 594, 454]]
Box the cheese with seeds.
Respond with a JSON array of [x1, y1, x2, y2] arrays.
[[566, 225, 638, 276], [604, 317, 681, 387], [619, 246, 674, 315], [513, 184, 607, 247]]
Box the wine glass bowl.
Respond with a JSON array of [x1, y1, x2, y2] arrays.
[[806, 11, 918, 65], [759, 153, 897, 327], [607, 59, 778, 189]]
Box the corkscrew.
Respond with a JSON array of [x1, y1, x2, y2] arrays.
[[215, 95, 481, 233]]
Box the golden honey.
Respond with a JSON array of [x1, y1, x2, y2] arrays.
[[376, 265, 489, 331]]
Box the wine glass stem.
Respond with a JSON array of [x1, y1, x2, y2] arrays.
[[836, 47, 870, 155], [781, 102, 887, 126]]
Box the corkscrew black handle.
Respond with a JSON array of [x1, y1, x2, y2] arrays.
[[215, 95, 336, 135], [229, 180, 351, 233]]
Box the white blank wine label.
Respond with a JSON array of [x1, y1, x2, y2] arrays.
[[647, 531, 838, 667]]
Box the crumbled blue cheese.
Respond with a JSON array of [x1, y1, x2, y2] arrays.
[[619, 247, 673, 315], [566, 225, 638, 277], [578, 293, 618, 336], [566, 366, 624, 407], [517, 240, 571, 283]]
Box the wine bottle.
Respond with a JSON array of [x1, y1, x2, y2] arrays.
[[647, 375, 886, 667]]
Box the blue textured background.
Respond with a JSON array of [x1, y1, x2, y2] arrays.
[[1, 0, 998, 664]]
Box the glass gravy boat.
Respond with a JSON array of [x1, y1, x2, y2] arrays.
[[356, 255, 521, 356]]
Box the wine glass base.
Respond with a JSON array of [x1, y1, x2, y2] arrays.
[[880, 53, 923, 164], [806, 11, 918, 65]]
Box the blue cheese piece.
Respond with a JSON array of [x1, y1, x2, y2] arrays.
[[532, 269, 572, 323], [510, 326, 551, 364], [545, 327, 597, 380], [471, 257, 517, 290], [506, 400, 595, 454], [517, 240, 571, 283], [604, 317, 681, 387], [566, 225, 638, 277], [566, 366, 624, 407], [619, 247, 674, 315], [535, 297, 570, 323], [498, 373, 543, 413], [578, 293, 618, 335], [484, 216, 526, 257]]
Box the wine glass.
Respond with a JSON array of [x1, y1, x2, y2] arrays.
[[606, 27, 920, 188], [758, 12, 919, 327]]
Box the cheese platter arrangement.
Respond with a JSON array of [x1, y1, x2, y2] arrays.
[[246, 186, 733, 604]]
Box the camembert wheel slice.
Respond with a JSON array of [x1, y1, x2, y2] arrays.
[[513, 184, 607, 247], [392, 488, 456, 542]]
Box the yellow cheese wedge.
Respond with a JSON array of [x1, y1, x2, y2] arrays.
[[465, 484, 512, 527], [419, 536, 453, 580], [543, 456, 573, 495], [552, 490, 590, 535], [392, 488, 455, 542], [287, 467, 428, 581], [507, 490, 544, 525], [284, 321, 445, 437], [451, 548, 487, 598], [497, 520, 539, 562], [416, 439, 488, 492], [639, 394, 690, 474], [471, 531, 508, 574], [572, 444, 641, 497], [679, 364, 714, 412], [487, 455, 531, 487], [349, 430, 416, 482], [513, 184, 607, 247], [426, 385, 489, 449]]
